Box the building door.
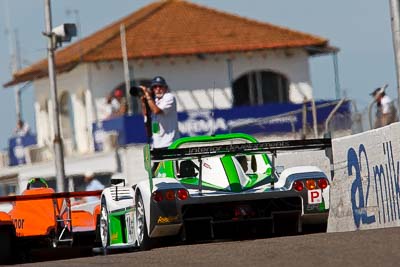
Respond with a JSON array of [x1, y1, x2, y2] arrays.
[[232, 71, 289, 106]]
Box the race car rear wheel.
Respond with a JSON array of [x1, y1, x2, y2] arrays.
[[0, 227, 14, 264], [135, 192, 153, 250], [100, 197, 110, 254]]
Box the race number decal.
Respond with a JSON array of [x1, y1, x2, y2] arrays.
[[125, 211, 135, 244], [308, 189, 322, 204]]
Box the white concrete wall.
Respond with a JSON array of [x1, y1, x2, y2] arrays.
[[328, 122, 400, 232], [119, 145, 148, 186], [255, 135, 331, 176], [275, 150, 330, 177], [85, 49, 312, 102], [34, 64, 95, 153]]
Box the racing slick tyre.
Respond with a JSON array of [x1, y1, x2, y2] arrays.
[[100, 197, 110, 255], [0, 227, 14, 264], [135, 192, 153, 250]]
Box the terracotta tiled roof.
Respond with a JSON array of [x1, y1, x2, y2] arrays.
[[5, 0, 332, 86]]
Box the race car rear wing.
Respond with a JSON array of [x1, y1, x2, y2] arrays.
[[150, 138, 332, 161], [0, 190, 102, 247], [0, 190, 102, 203], [144, 138, 333, 192]]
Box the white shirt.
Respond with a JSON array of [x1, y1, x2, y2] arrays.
[[111, 98, 121, 113], [85, 179, 105, 202], [380, 95, 393, 114], [86, 179, 105, 191], [152, 92, 179, 148]]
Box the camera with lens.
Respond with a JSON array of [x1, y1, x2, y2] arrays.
[[129, 85, 153, 97]]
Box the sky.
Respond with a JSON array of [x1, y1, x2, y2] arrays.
[[0, 0, 397, 149]]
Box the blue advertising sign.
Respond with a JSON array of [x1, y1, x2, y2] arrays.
[[93, 100, 351, 150], [8, 134, 37, 166], [93, 115, 149, 151]]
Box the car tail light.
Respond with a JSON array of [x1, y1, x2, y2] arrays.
[[165, 190, 175, 201], [305, 179, 316, 190], [176, 189, 189, 200], [318, 178, 329, 189], [152, 191, 163, 202], [293, 181, 304, 191]]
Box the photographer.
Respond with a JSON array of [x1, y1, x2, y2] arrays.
[[370, 85, 398, 128], [140, 76, 179, 149]]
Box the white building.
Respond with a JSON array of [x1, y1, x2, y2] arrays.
[[1, 0, 340, 195]]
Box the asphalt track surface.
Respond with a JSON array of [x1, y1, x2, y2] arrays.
[[16, 227, 400, 267]]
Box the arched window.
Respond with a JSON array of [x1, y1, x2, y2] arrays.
[[232, 71, 289, 106]]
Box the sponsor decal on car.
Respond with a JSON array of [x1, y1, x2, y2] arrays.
[[157, 215, 179, 224], [111, 232, 119, 241]]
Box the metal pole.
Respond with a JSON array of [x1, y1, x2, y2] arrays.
[[44, 0, 66, 192], [302, 99, 307, 139], [120, 24, 132, 114], [14, 88, 21, 122], [311, 98, 318, 138], [332, 52, 341, 99], [198, 157, 203, 195], [324, 98, 347, 135], [4, 0, 22, 123], [389, 0, 400, 114], [14, 30, 22, 122]]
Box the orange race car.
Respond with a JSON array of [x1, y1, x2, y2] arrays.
[[0, 178, 102, 264]]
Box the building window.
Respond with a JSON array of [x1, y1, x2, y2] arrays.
[[232, 71, 289, 106]]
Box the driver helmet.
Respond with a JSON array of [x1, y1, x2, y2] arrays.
[[26, 177, 49, 190]]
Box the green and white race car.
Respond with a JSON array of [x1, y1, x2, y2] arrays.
[[99, 133, 332, 251]]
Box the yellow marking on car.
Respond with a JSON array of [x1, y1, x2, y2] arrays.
[[111, 232, 118, 240], [157, 215, 179, 224]]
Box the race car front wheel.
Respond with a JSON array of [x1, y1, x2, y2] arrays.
[[100, 197, 110, 254], [135, 192, 153, 250]]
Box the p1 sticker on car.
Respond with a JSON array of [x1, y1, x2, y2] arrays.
[[308, 189, 322, 204]]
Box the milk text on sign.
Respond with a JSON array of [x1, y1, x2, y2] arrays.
[[308, 189, 322, 204], [348, 141, 400, 229]]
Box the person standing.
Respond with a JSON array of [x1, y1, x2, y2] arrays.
[[370, 85, 398, 128], [83, 171, 104, 202], [140, 76, 179, 149], [110, 88, 128, 117], [14, 119, 31, 137]]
